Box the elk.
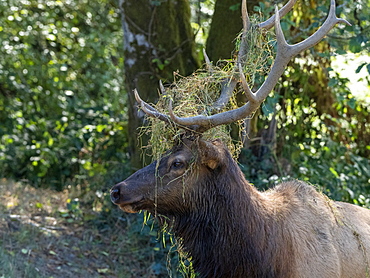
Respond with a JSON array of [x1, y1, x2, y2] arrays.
[[111, 0, 370, 277]]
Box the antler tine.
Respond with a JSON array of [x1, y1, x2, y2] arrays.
[[238, 62, 257, 103], [211, 78, 239, 112], [258, 0, 298, 30], [197, 0, 295, 122], [289, 0, 351, 54], [241, 0, 250, 35], [167, 0, 349, 131], [209, 0, 248, 114], [237, 0, 251, 61], [203, 48, 213, 73], [134, 89, 172, 124], [159, 80, 166, 95], [254, 0, 351, 102]]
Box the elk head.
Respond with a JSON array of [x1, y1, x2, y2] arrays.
[[110, 135, 229, 215], [111, 0, 349, 214]]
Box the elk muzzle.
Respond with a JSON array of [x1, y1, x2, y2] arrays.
[[110, 182, 145, 213]]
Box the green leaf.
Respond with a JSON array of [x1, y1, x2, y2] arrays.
[[48, 137, 54, 146], [349, 37, 363, 53], [355, 63, 366, 74], [97, 268, 109, 274], [229, 4, 240, 11], [100, 251, 109, 257], [96, 124, 106, 132], [328, 78, 337, 87], [347, 98, 356, 109], [329, 167, 339, 178]]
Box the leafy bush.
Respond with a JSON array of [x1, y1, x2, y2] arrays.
[[236, 0, 370, 206], [241, 134, 370, 208], [0, 0, 128, 190], [291, 137, 370, 207]]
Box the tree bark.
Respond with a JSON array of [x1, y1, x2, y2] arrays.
[[120, 0, 200, 169], [206, 0, 261, 61], [206, 0, 242, 61]]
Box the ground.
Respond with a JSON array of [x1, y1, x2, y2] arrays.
[[0, 179, 179, 278]]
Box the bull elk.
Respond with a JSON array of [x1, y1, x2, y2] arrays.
[[111, 0, 370, 277]]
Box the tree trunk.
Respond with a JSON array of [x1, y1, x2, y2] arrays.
[[206, 0, 262, 61], [120, 0, 200, 169], [206, 0, 242, 62]]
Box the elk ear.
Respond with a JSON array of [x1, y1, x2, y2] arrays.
[[199, 139, 224, 170]]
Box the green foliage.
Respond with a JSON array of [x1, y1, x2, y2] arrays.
[[237, 0, 370, 207], [241, 134, 370, 208], [334, 0, 370, 52], [0, 0, 128, 190], [189, 0, 215, 45], [291, 137, 370, 207]]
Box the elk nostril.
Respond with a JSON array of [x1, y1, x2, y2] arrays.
[[110, 188, 120, 203]]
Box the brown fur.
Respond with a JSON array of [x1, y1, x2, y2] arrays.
[[111, 137, 370, 278]]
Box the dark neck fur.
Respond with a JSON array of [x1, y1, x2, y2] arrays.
[[169, 157, 294, 278]]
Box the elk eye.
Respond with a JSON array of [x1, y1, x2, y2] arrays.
[[171, 161, 184, 170]]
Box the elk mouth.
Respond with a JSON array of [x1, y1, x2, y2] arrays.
[[110, 187, 147, 213], [118, 197, 146, 213]]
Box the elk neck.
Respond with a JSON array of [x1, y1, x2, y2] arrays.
[[168, 153, 295, 277]]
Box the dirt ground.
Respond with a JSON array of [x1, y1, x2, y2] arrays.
[[0, 179, 178, 278]]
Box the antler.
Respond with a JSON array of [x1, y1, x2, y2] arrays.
[[134, 88, 172, 124], [205, 0, 298, 114], [136, 0, 350, 133]]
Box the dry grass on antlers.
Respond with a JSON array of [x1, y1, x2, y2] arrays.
[[141, 16, 275, 161]]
